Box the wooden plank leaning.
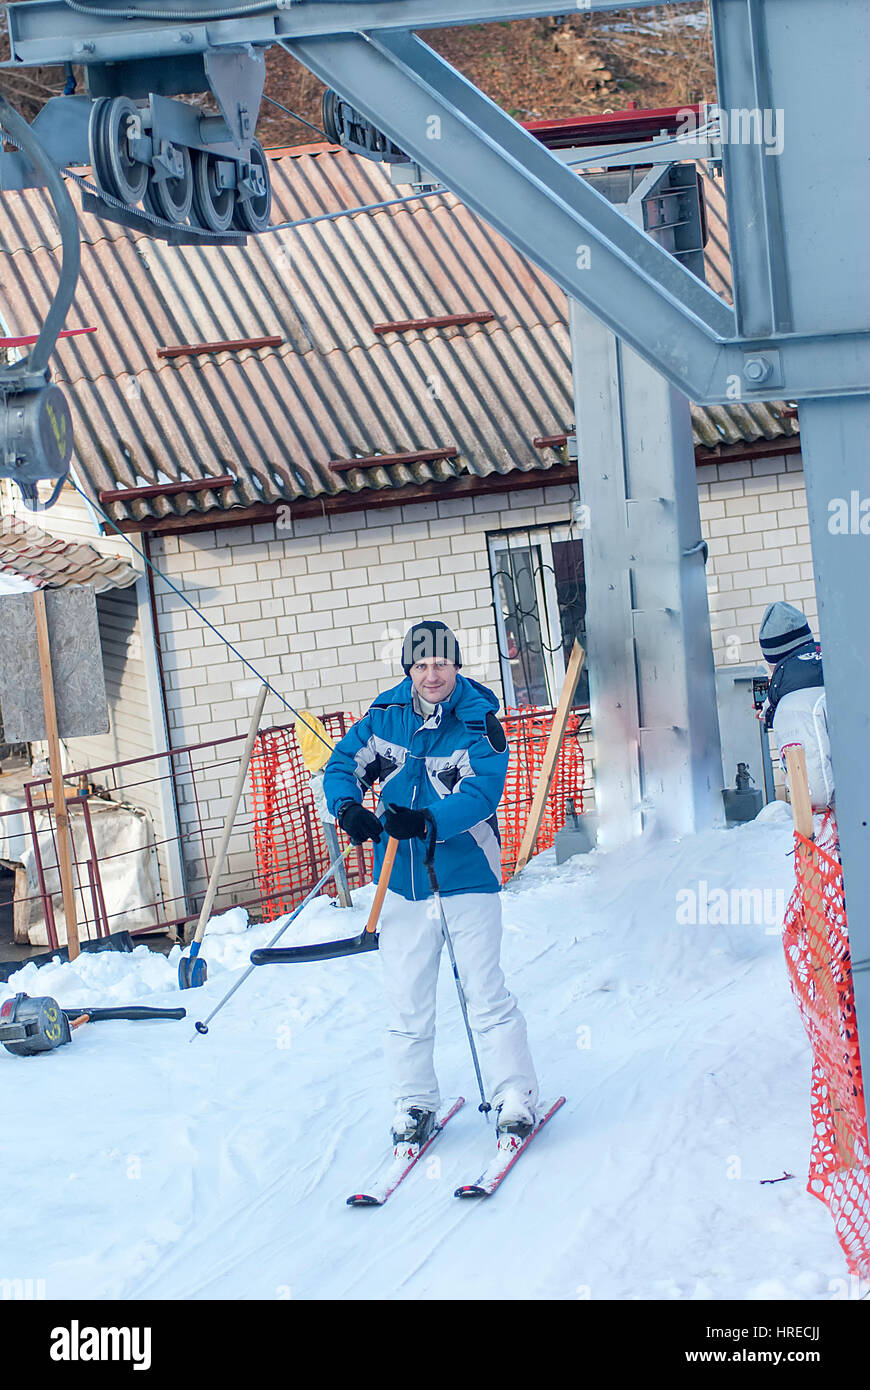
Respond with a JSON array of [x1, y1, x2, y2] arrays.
[[513, 639, 586, 877], [32, 589, 80, 961]]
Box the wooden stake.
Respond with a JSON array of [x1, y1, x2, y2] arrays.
[[514, 640, 587, 875], [187, 682, 269, 947], [783, 744, 814, 840], [32, 589, 80, 960]]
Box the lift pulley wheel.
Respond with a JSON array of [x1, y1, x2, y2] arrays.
[[146, 143, 193, 225], [89, 96, 147, 207], [103, 97, 149, 206], [232, 139, 272, 233], [88, 97, 113, 197], [321, 90, 342, 147], [191, 149, 235, 233]]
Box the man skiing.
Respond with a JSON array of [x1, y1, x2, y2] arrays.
[[323, 619, 539, 1152]]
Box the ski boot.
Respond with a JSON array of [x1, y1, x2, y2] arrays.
[[495, 1096, 536, 1152], [391, 1106, 436, 1151]]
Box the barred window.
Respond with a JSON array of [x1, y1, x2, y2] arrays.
[[487, 524, 588, 709]]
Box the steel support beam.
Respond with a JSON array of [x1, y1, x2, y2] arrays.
[[712, 0, 870, 1152], [570, 312, 723, 846], [5, 1, 692, 65], [569, 159, 723, 852], [711, 0, 870, 341], [569, 302, 643, 848], [710, 0, 791, 336]]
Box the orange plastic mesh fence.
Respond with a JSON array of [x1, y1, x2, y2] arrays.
[[248, 706, 586, 918], [498, 706, 585, 878], [249, 714, 375, 920], [781, 810, 870, 1277]]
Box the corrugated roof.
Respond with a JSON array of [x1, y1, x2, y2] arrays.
[[0, 516, 138, 591], [688, 400, 797, 449], [0, 145, 797, 526]]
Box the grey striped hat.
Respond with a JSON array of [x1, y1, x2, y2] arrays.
[[758, 601, 814, 662]]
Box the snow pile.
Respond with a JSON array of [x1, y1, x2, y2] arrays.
[[0, 570, 35, 595], [0, 813, 849, 1300]]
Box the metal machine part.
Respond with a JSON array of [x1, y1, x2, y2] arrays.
[[0, 90, 80, 502], [0, 382, 74, 504], [0, 994, 72, 1057], [82, 88, 271, 236], [1, 44, 272, 242], [723, 763, 764, 826], [554, 797, 598, 864], [321, 89, 408, 162]]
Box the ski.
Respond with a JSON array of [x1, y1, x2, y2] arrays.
[[347, 1096, 465, 1207], [454, 1096, 566, 1199]]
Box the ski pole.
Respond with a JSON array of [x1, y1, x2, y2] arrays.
[[419, 813, 491, 1118], [191, 842, 354, 1037]]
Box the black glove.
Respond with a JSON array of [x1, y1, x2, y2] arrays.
[[383, 804, 430, 841], [338, 802, 383, 846]]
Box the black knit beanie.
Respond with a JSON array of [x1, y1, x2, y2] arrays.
[[401, 620, 462, 673]]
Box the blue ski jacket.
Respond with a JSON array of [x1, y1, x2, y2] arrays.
[[323, 673, 509, 901]]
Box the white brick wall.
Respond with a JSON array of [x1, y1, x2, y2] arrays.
[[698, 453, 816, 667]]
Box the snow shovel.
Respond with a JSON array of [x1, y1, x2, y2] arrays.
[[179, 683, 268, 990], [250, 835, 398, 965]]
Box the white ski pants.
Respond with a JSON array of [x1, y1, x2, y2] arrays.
[[378, 888, 538, 1114]]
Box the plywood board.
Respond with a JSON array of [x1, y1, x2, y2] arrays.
[[0, 588, 109, 742]]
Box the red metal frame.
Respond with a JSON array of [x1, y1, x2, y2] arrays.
[[98, 476, 236, 504], [2, 721, 306, 950], [0, 327, 97, 347], [523, 104, 704, 150], [372, 311, 494, 334], [329, 447, 458, 473], [156, 335, 283, 359]]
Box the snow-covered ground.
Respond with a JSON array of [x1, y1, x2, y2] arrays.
[[1, 805, 850, 1301]]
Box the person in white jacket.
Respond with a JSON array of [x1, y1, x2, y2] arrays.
[[757, 602, 835, 830]]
